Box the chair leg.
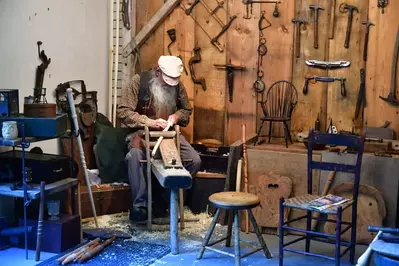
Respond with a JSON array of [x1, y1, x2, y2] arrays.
[[283, 122, 289, 148], [197, 208, 221, 260], [254, 121, 265, 146], [283, 121, 293, 144], [247, 209, 272, 259], [349, 203, 357, 264], [233, 210, 241, 266], [225, 210, 234, 247], [305, 210, 312, 252], [279, 197, 285, 266], [144, 126, 152, 230], [268, 121, 273, 144], [335, 207, 343, 266]]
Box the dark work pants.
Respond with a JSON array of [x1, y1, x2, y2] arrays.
[[124, 132, 201, 211]]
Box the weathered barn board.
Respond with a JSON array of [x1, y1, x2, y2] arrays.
[[326, 0, 369, 132], [224, 0, 259, 145], [192, 0, 227, 143], [164, 0, 195, 142], [291, 0, 330, 136], [136, 0, 165, 71], [364, 0, 399, 132], [256, 1, 296, 139]]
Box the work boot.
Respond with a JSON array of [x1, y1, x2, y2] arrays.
[[129, 207, 148, 225]]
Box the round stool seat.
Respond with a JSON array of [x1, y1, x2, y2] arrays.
[[209, 192, 260, 210]]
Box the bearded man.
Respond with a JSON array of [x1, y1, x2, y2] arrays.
[[117, 55, 201, 223]]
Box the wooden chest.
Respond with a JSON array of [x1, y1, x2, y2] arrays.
[[18, 214, 80, 253], [76, 185, 132, 218]]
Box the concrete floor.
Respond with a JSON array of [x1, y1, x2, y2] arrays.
[[0, 211, 371, 266]]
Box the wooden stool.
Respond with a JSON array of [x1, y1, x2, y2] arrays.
[[197, 192, 273, 266]]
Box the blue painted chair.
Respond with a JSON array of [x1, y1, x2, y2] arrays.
[[278, 128, 366, 266]]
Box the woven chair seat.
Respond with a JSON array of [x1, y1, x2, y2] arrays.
[[283, 194, 354, 214], [209, 192, 260, 210]]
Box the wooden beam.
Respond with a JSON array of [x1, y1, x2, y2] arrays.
[[122, 0, 182, 57]]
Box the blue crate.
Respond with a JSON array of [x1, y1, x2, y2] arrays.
[[0, 89, 19, 117], [0, 114, 68, 138]]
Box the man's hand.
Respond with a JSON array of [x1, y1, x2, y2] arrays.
[[149, 118, 168, 130], [167, 114, 179, 126]]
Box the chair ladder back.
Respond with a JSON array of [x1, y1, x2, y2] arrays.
[[306, 128, 366, 196]]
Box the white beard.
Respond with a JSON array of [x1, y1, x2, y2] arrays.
[[148, 75, 177, 117]]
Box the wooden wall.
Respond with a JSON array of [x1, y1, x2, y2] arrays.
[[123, 0, 399, 145]]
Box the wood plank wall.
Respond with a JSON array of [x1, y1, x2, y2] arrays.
[[121, 0, 399, 145]]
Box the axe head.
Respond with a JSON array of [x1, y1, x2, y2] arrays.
[[362, 21, 375, 28], [344, 4, 359, 13], [309, 5, 325, 12], [292, 19, 306, 25]]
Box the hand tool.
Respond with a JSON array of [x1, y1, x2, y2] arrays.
[[343, 4, 359, 49], [121, 0, 131, 30], [66, 88, 98, 228], [181, 3, 237, 52], [303, 76, 346, 97], [329, 0, 336, 39], [166, 29, 188, 75], [379, 28, 399, 106], [377, 0, 388, 14], [242, 124, 249, 233], [259, 10, 272, 37], [309, 5, 324, 49], [188, 46, 206, 92], [305, 60, 350, 69], [362, 21, 375, 62], [242, 0, 281, 19], [355, 68, 366, 119], [152, 122, 173, 157], [211, 0, 224, 15], [214, 60, 246, 102], [292, 19, 306, 58]]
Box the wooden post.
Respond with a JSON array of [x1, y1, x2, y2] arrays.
[[35, 181, 45, 261], [170, 188, 179, 255], [175, 125, 185, 231]]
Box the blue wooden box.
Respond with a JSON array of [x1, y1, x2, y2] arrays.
[[0, 114, 68, 138]]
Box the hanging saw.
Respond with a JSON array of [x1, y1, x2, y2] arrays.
[[181, 1, 237, 52]]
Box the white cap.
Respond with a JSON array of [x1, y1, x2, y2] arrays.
[[158, 55, 183, 86]]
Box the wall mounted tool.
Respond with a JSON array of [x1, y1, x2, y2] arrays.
[[242, 0, 281, 19], [181, 1, 237, 52], [121, 0, 131, 30], [362, 21, 375, 62], [379, 28, 399, 106], [329, 0, 336, 39], [214, 60, 246, 102], [309, 5, 324, 49], [342, 4, 359, 49], [355, 68, 366, 119], [377, 0, 388, 14], [305, 60, 350, 69], [189, 47, 206, 92], [303, 76, 346, 97], [211, 0, 225, 15], [166, 29, 188, 75], [292, 19, 306, 58]]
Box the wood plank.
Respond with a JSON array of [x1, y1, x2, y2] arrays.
[[159, 138, 183, 168], [291, 0, 330, 137], [326, 0, 369, 132], [164, 0, 195, 143], [196, 172, 227, 178], [135, 0, 166, 71], [123, 0, 181, 57], [364, 0, 399, 137], [257, 0, 296, 140], [224, 0, 259, 145], [152, 159, 192, 189], [192, 0, 227, 143]]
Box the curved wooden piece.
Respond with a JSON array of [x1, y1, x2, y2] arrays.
[[324, 183, 386, 244], [251, 172, 293, 228]]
